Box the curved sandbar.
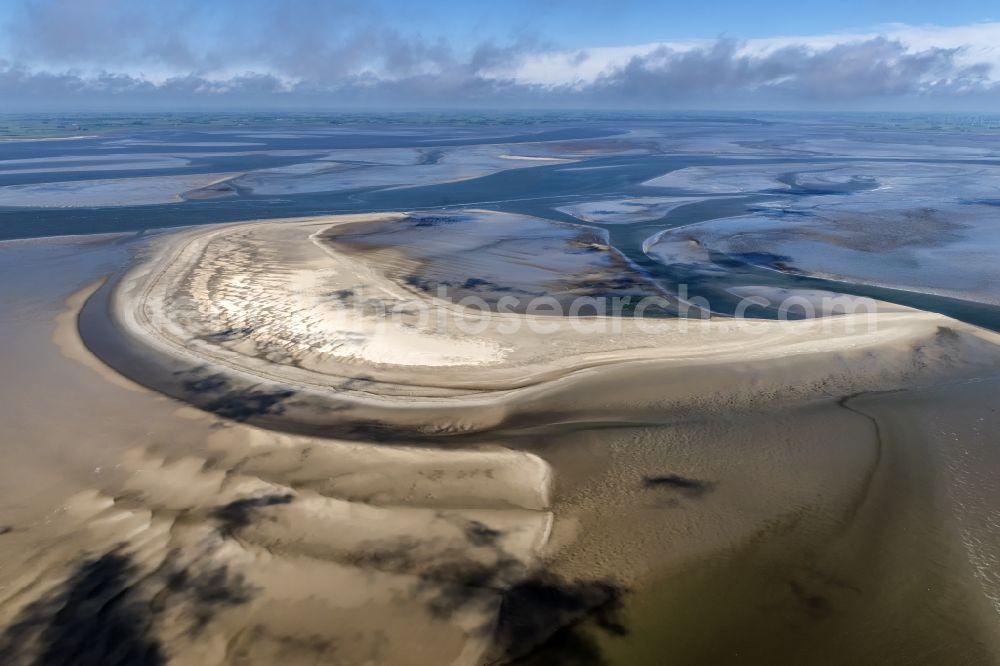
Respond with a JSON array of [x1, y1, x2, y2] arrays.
[[102, 211, 1000, 437], [77, 211, 1000, 662]]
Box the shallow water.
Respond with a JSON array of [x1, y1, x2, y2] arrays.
[[2, 112, 999, 328], [323, 210, 676, 314]]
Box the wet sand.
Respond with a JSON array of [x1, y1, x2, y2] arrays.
[[0, 237, 557, 666], [2, 219, 1000, 664]]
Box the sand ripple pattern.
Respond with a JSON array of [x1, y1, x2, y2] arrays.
[[0, 423, 556, 666]]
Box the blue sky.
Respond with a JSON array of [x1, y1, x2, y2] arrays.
[[2, 0, 1000, 110], [387, 0, 999, 47]]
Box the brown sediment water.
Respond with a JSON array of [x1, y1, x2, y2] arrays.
[[537, 387, 1000, 665]]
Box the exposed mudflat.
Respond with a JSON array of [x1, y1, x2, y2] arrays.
[[0, 215, 989, 663], [3, 113, 1000, 665]]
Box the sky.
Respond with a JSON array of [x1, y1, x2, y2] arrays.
[[2, 0, 1000, 111]]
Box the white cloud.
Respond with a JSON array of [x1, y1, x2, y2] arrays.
[[497, 22, 1000, 86], [3, 16, 1000, 108]]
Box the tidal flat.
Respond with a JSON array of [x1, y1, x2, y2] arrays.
[[1, 112, 1000, 665]]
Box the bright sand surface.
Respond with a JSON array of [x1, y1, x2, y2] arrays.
[[112, 213, 1000, 406]]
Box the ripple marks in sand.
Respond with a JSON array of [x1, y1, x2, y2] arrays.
[[0, 425, 560, 666]]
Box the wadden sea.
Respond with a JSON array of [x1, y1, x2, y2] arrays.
[[2, 112, 1000, 665]]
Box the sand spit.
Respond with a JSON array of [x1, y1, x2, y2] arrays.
[[52, 279, 146, 393], [103, 212, 1000, 437]]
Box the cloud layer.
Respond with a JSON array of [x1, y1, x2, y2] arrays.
[[2, 0, 1000, 109]]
